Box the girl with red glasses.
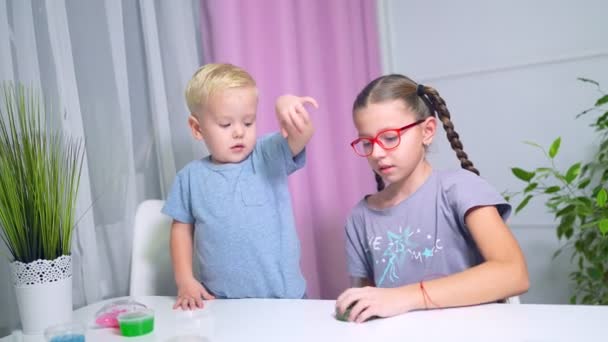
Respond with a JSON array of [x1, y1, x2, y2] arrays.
[[336, 74, 529, 323]]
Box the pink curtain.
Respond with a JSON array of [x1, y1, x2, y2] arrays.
[[200, 0, 380, 298]]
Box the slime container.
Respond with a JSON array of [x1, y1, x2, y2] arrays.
[[117, 308, 155, 337], [44, 321, 86, 342], [94, 299, 147, 328], [336, 301, 357, 322], [335, 305, 353, 322]]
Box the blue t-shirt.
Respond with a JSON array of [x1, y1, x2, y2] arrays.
[[162, 133, 306, 298], [345, 169, 511, 287]]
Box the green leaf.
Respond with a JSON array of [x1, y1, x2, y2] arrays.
[[569, 295, 577, 304], [575, 206, 592, 217], [556, 205, 575, 217], [599, 219, 608, 236], [548, 137, 561, 158], [574, 240, 584, 252], [515, 195, 533, 214], [575, 196, 593, 208], [594, 112, 608, 129], [587, 267, 602, 280], [582, 295, 594, 304], [511, 168, 535, 182], [546, 196, 564, 211], [564, 163, 581, 184], [557, 215, 575, 240], [523, 183, 538, 193], [580, 220, 599, 229], [544, 186, 561, 194], [596, 188, 608, 207], [591, 111, 608, 128], [561, 215, 575, 228], [602, 169, 608, 182], [523, 141, 543, 149], [596, 94, 608, 107], [557, 223, 567, 239], [577, 178, 591, 189]]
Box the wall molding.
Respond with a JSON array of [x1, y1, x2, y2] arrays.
[[417, 50, 608, 83]]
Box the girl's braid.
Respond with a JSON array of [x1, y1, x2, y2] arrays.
[[423, 86, 480, 176]]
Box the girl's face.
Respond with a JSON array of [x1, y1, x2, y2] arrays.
[[353, 99, 435, 186]]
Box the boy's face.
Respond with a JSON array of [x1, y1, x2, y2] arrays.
[[190, 86, 258, 164]]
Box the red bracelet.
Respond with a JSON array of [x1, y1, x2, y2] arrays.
[[419, 280, 441, 310], [419, 281, 428, 309]]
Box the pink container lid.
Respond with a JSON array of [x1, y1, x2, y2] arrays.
[[94, 299, 147, 328]]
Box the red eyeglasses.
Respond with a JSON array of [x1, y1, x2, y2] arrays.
[[350, 119, 425, 157]]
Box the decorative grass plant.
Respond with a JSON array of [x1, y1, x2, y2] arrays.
[[0, 82, 84, 263]]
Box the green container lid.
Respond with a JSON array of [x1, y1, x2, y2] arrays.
[[336, 306, 352, 321], [117, 309, 154, 337]]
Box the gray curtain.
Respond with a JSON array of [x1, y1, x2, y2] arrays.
[[0, 0, 206, 335]]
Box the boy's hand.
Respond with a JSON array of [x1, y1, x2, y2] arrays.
[[173, 276, 215, 310], [275, 95, 318, 156], [275, 95, 318, 138], [335, 286, 412, 323]]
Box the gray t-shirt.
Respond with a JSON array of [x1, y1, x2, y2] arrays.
[[162, 133, 306, 299], [345, 169, 511, 287]]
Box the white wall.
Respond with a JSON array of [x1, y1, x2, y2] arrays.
[[377, 0, 608, 303]]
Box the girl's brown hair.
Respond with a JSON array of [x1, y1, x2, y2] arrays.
[[353, 74, 479, 191]]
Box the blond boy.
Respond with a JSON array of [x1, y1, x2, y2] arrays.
[[162, 63, 317, 310]]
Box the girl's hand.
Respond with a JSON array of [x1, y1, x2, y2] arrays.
[[336, 286, 414, 323], [275, 95, 318, 138], [173, 276, 215, 310]]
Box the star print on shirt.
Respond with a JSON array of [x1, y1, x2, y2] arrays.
[[422, 248, 434, 258], [374, 226, 445, 286], [377, 226, 417, 286]]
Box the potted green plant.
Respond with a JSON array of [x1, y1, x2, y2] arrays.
[[506, 78, 608, 305], [0, 82, 84, 333]]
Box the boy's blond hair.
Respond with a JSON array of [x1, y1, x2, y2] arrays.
[[185, 63, 256, 115]]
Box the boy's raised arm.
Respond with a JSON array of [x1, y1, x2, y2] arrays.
[[275, 95, 318, 156]]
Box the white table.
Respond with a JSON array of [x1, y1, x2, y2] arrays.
[[2, 296, 606, 341]]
